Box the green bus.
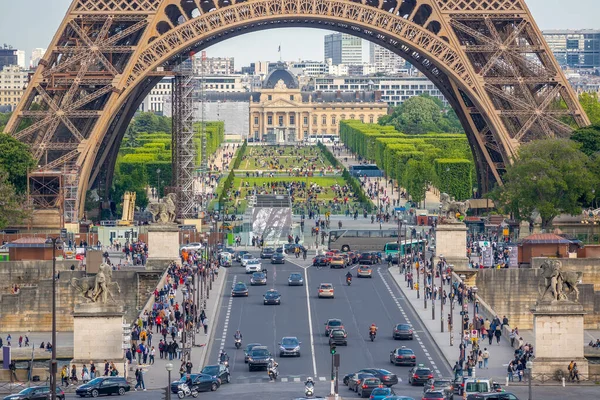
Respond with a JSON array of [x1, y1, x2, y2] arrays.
[[384, 239, 426, 257]]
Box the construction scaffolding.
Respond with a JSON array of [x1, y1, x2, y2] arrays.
[[198, 51, 208, 212], [63, 162, 80, 224], [172, 53, 197, 220]]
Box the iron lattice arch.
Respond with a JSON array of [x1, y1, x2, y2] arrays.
[[5, 0, 588, 223]]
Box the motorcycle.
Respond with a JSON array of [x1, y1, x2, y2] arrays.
[[369, 331, 376, 342], [305, 382, 314, 397], [346, 277, 352, 286], [268, 364, 279, 381], [177, 383, 198, 399], [234, 338, 242, 349]]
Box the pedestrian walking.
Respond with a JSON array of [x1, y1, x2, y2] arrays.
[[203, 317, 209, 335], [150, 346, 155, 365], [90, 362, 96, 379], [482, 348, 490, 369]]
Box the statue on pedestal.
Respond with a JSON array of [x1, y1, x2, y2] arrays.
[[149, 193, 177, 223], [71, 262, 121, 303], [538, 260, 582, 302], [439, 193, 470, 223]]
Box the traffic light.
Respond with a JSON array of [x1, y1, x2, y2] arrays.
[[330, 343, 337, 355]]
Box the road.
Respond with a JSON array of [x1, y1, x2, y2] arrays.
[[205, 250, 451, 398]]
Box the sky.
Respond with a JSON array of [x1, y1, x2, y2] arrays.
[[0, 0, 598, 68]]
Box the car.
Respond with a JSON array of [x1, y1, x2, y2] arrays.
[[279, 336, 301, 357], [241, 253, 254, 267], [358, 253, 376, 265], [348, 373, 375, 392], [381, 397, 415, 400], [317, 283, 334, 298], [312, 255, 329, 267], [359, 368, 399, 387], [369, 387, 396, 400], [329, 256, 345, 269], [263, 289, 281, 305], [387, 253, 400, 265], [288, 273, 304, 286], [329, 329, 348, 346], [324, 318, 344, 336], [408, 365, 434, 386], [244, 343, 262, 363], [75, 377, 131, 397], [453, 376, 470, 395], [231, 282, 249, 297], [346, 251, 358, 264], [180, 242, 203, 252], [390, 346, 416, 366], [422, 390, 447, 400], [339, 253, 351, 266], [201, 364, 231, 384], [285, 244, 306, 254], [423, 378, 453, 399], [245, 258, 262, 273], [357, 265, 373, 278], [466, 393, 520, 400], [248, 346, 271, 371], [260, 247, 275, 259], [250, 272, 267, 285], [393, 323, 414, 340], [357, 377, 383, 398], [271, 253, 286, 264], [235, 250, 250, 262], [170, 374, 220, 393], [463, 379, 493, 398], [3, 386, 65, 400]]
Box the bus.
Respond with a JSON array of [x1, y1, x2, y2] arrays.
[[349, 164, 384, 178], [384, 239, 426, 258], [328, 229, 399, 252]]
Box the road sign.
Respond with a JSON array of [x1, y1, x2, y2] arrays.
[[471, 330, 478, 337]]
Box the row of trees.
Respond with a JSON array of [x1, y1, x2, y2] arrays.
[[340, 120, 474, 203]]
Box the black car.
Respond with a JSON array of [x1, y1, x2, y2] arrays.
[[235, 251, 249, 262], [75, 377, 130, 397], [260, 247, 275, 259], [390, 347, 416, 366], [288, 273, 304, 286], [250, 272, 267, 285], [393, 323, 414, 340], [329, 329, 348, 346], [3, 386, 65, 400], [271, 253, 286, 264], [284, 244, 305, 254], [244, 343, 262, 363], [359, 368, 399, 387], [408, 365, 434, 386], [201, 364, 230, 384], [313, 255, 329, 267], [248, 346, 271, 371], [232, 282, 249, 297], [387, 253, 400, 265], [170, 374, 220, 393], [358, 253, 376, 265], [424, 378, 454, 400], [324, 318, 344, 336], [348, 373, 375, 392], [357, 377, 383, 398], [263, 289, 281, 305]]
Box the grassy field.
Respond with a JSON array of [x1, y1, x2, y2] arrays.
[[241, 145, 334, 170]]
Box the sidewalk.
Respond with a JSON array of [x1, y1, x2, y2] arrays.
[[388, 265, 516, 383], [133, 269, 227, 389]]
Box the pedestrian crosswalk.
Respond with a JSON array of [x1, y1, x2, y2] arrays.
[[233, 375, 328, 384]]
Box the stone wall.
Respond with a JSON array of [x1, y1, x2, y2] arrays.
[[531, 257, 600, 291], [0, 260, 75, 293], [0, 261, 162, 332]]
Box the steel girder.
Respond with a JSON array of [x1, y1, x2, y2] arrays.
[[6, 0, 588, 223]]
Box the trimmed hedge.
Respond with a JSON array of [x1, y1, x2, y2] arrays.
[[317, 142, 343, 169], [434, 159, 472, 201]]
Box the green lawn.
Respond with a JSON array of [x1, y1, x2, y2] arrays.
[[241, 145, 334, 170]]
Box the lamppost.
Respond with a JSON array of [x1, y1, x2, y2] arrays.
[[526, 360, 533, 400], [472, 287, 479, 331], [449, 264, 455, 346], [422, 233, 427, 310], [45, 236, 59, 400], [165, 363, 173, 400], [156, 168, 161, 199], [397, 218, 402, 271], [440, 255, 445, 332]]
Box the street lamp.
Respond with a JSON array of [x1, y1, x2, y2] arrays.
[[45, 236, 59, 400], [526, 360, 533, 400], [472, 287, 479, 333], [165, 363, 173, 400], [156, 168, 161, 199], [440, 255, 445, 332], [449, 264, 455, 346], [397, 219, 402, 272]]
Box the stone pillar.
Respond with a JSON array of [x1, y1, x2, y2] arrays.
[[146, 224, 180, 270], [435, 222, 469, 268], [72, 303, 127, 377], [532, 301, 588, 378]]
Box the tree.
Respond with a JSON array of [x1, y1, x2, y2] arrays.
[[571, 124, 600, 156], [0, 112, 11, 133], [0, 134, 36, 194], [579, 92, 600, 125], [123, 125, 139, 148], [491, 139, 593, 229], [0, 169, 30, 230], [403, 159, 433, 206]]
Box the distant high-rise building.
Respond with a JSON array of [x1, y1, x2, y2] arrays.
[[16, 50, 26, 69], [0, 65, 29, 112], [0, 46, 18, 69], [543, 30, 600, 70], [369, 43, 406, 74], [30, 48, 47, 68], [195, 57, 235, 75], [324, 33, 362, 65], [289, 61, 328, 77]]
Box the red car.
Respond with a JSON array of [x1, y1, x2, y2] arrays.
[[422, 390, 446, 400]]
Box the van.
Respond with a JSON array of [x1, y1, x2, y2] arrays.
[[464, 378, 492, 397], [467, 393, 520, 400]]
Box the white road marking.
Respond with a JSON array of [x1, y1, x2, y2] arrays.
[[319, 377, 327, 382], [218, 275, 236, 358], [293, 377, 301, 382], [281, 378, 288, 382], [301, 263, 318, 377]]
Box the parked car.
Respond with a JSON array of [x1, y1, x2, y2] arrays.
[[3, 386, 65, 400], [75, 377, 131, 397], [180, 242, 203, 252]]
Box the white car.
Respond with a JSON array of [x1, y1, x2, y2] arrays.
[[241, 253, 254, 267], [180, 242, 203, 252], [245, 259, 263, 274]]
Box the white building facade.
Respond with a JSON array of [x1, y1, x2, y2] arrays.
[[324, 33, 362, 65], [369, 43, 406, 74], [0, 65, 29, 112]]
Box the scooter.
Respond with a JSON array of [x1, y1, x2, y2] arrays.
[[305, 382, 314, 397], [268, 364, 279, 381], [177, 383, 198, 399], [346, 277, 352, 286], [234, 338, 242, 349], [369, 331, 376, 342]]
